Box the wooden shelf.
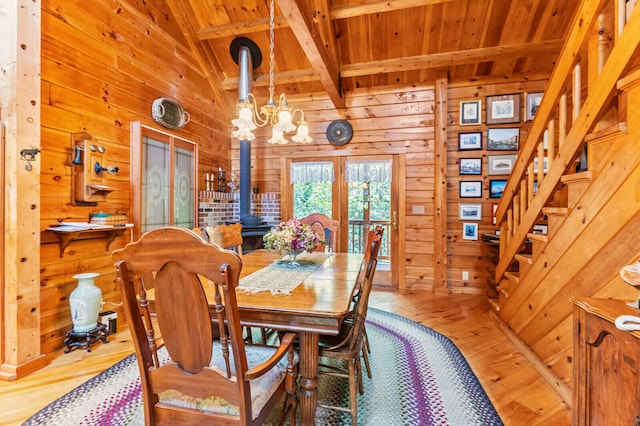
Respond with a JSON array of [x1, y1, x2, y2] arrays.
[[42, 224, 133, 257]]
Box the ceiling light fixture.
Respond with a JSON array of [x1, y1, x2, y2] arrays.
[[231, 0, 312, 144]]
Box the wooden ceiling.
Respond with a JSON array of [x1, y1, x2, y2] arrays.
[[166, 0, 580, 118]]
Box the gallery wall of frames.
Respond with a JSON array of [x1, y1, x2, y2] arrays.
[[446, 80, 548, 293]]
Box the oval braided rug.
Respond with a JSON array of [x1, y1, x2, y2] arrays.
[[23, 308, 503, 426]]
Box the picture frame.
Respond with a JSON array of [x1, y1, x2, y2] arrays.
[[488, 154, 517, 175], [462, 222, 479, 241], [489, 179, 507, 198], [487, 127, 519, 151], [533, 156, 548, 173], [458, 132, 482, 150], [486, 93, 521, 124], [459, 158, 482, 175], [459, 100, 482, 125], [525, 92, 543, 121], [459, 203, 482, 220], [459, 181, 483, 198]]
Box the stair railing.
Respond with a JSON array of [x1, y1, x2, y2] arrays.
[[495, 0, 640, 281]]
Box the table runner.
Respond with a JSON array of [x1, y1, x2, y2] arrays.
[[238, 252, 331, 295]]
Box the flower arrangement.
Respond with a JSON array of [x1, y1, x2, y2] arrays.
[[263, 218, 321, 255]]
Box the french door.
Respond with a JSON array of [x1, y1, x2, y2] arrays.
[[284, 155, 399, 287]]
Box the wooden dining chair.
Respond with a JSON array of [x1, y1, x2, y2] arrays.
[[352, 225, 384, 379], [206, 222, 243, 257], [316, 229, 382, 425], [112, 227, 298, 425], [299, 212, 339, 252]]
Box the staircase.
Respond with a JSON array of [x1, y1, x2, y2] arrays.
[[491, 0, 640, 404]]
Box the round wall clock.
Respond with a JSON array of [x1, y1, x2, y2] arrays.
[[326, 119, 353, 146]]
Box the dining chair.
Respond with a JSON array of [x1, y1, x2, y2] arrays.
[[316, 228, 382, 425], [299, 212, 339, 252], [206, 222, 244, 257], [112, 227, 298, 425]]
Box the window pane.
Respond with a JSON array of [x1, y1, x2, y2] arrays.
[[293, 181, 332, 218], [142, 136, 170, 232], [174, 145, 194, 228]]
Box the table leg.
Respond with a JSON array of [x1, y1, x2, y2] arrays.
[[298, 331, 319, 426]]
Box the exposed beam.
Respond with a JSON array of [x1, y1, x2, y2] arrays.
[[222, 41, 561, 90], [330, 0, 455, 20], [276, 0, 344, 109], [197, 15, 289, 40], [340, 39, 565, 77], [197, 0, 455, 40]]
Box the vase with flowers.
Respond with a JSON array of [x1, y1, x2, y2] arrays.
[[263, 218, 321, 265]]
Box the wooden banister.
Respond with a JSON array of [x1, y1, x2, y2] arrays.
[[495, 0, 640, 280]]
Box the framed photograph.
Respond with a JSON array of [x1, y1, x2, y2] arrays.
[[459, 181, 483, 198], [459, 158, 482, 175], [488, 154, 517, 175], [533, 156, 548, 173], [486, 93, 521, 124], [460, 100, 482, 125], [462, 223, 479, 241], [458, 132, 482, 150], [525, 92, 543, 121], [459, 203, 482, 220], [532, 224, 548, 235], [492, 203, 498, 225], [487, 127, 519, 151], [489, 179, 507, 198]]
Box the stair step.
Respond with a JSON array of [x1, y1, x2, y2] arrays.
[[488, 297, 500, 312], [504, 271, 520, 285], [543, 207, 570, 216], [560, 171, 593, 185], [527, 232, 548, 243]]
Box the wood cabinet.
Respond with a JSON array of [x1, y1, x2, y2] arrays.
[[573, 298, 640, 426]]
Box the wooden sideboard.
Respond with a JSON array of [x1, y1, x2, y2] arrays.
[[573, 298, 640, 426]]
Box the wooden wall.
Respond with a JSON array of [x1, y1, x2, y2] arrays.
[[232, 84, 436, 291], [445, 79, 548, 294], [39, 0, 229, 353]]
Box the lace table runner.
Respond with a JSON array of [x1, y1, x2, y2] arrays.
[[238, 252, 331, 295]]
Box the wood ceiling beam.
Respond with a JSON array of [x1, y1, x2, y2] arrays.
[[276, 0, 344, 109], [340, 39, 564, 77], [197, 0, 454, 40], [222, 40, 561, 90], [330, 0, 455, 20]]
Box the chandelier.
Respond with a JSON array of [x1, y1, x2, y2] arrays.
[[231, 0, 312, 144]]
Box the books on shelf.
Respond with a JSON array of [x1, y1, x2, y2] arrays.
[[48, 222, 133, 232]]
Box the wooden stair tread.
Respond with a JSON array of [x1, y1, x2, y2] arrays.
[[560, 171, 593, 185], [504, 271, 520, 284], [583, 122, 627, 143], [488, 298, 500, 312], [515, 253, 533, 264], [543, 207, 570, 216], [527, 232, 548, 243]]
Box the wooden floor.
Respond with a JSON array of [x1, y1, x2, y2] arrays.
[[0, 290, 570, 425]]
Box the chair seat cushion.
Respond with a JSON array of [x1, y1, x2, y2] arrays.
[[159, 343, 298, 420]]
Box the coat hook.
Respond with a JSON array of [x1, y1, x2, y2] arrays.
[[20, 148, 41, 171]]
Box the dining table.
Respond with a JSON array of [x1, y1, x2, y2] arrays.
[[220, 249, 363, 425]]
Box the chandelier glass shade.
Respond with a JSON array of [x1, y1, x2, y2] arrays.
[[231, 0, 312, 145]]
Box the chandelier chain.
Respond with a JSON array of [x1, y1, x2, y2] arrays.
[[269, 0, 275, 101]]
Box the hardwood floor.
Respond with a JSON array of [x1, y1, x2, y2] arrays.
[[0, 290, 570, 425]]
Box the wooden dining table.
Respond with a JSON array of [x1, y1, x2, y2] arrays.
[[224, 250, 362, 425]]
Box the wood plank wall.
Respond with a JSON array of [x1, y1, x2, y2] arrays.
[[39, 0, 229, 353], [446, 80, 548, 294], [35, 0, 554, 355]]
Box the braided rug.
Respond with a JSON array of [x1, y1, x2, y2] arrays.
[[23, 308, 502, 426]]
